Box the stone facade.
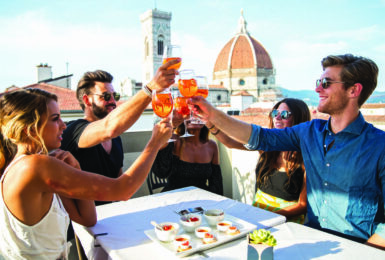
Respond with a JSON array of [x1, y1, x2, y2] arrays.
[[140, 9, 171, 85]]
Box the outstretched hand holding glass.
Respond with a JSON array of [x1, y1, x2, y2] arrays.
[[190, 75, 209, 124], [152, 88, 175, 142], [163, 45, 182, 70]]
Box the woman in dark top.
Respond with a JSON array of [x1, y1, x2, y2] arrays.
[[206, 98, 310, 223], [152, 116, 223, 195]]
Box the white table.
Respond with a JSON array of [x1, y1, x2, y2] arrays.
[[73, 186, 286, 259], [269, 222, 385, 259]]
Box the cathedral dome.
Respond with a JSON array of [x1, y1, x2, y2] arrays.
[[213, 35, 273, 72], [213, 11, 273, 74], [212, 10, 281, 103]]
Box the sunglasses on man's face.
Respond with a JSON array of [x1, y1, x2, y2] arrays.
[[316, 78, 345, 89], [271, 109, 292, 120], [90, 92, 120, 102]]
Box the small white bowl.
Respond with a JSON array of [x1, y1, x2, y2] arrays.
[[203, 209, 225, 226], [216, 220, 232, 232], [174, 234, 191, 247], [202, 232, 217, 244], [180, 214, 202, 233], [194, 226, 212, 238], [154, 222, 180, 242]]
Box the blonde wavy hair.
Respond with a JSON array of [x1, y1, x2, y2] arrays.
[[0, 88, 57, 174]]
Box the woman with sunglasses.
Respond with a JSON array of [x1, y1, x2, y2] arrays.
[[206, 98, 310, 223], [0, 89, 172, 259]]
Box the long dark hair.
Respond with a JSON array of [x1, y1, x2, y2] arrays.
[[256, 98, 310, 191]]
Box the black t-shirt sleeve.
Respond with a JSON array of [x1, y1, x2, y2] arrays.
[[60, 119, 89, 152]]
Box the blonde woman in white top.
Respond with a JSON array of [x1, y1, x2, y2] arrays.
[[0, 89, 172, 259]]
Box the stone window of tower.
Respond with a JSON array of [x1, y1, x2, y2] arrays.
[[157, 35, 164, 55], [145, 38, 149, 57], [262, 78, 268, 84], [239, 79, 245, 86]]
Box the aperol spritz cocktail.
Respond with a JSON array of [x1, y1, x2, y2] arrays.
[[152, 88, 175, 142], [195, 88, 209, 98], [174, 91, 194, 138], [152, 89, 173, 118], [191, 76, 209, 124], [163, 45, 182, 70], [174, 96, 190, 116], [178, 69, 197, 98]]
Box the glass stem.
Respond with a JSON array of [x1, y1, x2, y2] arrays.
[[184, 120, 189, 135]]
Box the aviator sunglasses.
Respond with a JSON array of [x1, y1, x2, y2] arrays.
[[271, 109, 292, 120], [90, 92, 120, 102], [316, 78, 345, 89]]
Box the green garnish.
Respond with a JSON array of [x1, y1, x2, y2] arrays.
[[249, 229, 277, 247]]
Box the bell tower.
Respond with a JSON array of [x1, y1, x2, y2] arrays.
[[140, 9, 172, 84]]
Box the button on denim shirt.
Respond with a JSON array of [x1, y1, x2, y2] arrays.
[[245, 113, 385, 240]]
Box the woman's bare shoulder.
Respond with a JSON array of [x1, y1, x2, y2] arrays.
[[207, 139, 219, 148]]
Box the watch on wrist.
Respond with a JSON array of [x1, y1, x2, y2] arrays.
[[142, 84, 152, 98]]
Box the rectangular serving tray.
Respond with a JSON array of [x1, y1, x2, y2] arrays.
[[144, 214, 257, 258]]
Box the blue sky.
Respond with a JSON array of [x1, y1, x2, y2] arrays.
[[1, 0, 384, 93]]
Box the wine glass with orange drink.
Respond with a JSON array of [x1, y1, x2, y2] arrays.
[[190, 75, 209, 124], [152, 88, 176, 142], [163, 45, 182, 70], [177, 69, 198, 133], [174, 91, 194, 138]]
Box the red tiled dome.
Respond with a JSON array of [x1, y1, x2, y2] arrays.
[[213, 10, 273, 73], [214, 34, 273, 72]]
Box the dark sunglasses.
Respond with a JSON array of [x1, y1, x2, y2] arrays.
[[90, 92, 120, 102], [316, 78, 345, 89], [271, 109, 292, 120]]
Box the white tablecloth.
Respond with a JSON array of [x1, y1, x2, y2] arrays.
[[73, 186, 286, 259], [269, 222, 385, 259]]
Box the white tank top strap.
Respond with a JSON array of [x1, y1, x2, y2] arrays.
[[0, 154, 27, 182]]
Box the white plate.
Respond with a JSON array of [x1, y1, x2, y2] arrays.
[[144, 214, 257, 258]]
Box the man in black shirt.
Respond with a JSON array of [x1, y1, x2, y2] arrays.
[[61, 59, 179, 205]]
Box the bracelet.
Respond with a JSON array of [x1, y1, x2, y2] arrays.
[[142, 84, 152, 98], [211, 129, 220, 135], [208, 125, 215, 130]]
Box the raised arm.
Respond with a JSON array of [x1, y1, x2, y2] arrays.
[[206, 121, 247, 150], [36, 118, 173, 202], [78, 59, 180, 148], [190, 96, 252, 145]]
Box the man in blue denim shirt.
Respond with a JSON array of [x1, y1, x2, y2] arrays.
[[190, 54, 385, 249]]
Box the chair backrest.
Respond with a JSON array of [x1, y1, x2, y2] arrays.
[[147, 168, 168, 194]]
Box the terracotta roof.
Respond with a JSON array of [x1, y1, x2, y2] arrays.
[[213, 34, 273, 73], [362, 103, 385, 109], [3, 83, 82, 111]]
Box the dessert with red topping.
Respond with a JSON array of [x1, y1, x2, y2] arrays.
[[174, 235, 192, 252], [195, 226, 212, 238], [202, 232, 217, 244], [154, 222, 179, 242], [177, 240, 192, 252], [217, 220, 232, 232], [226, 225, 240, 235], [180, 214, 202, 232]]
